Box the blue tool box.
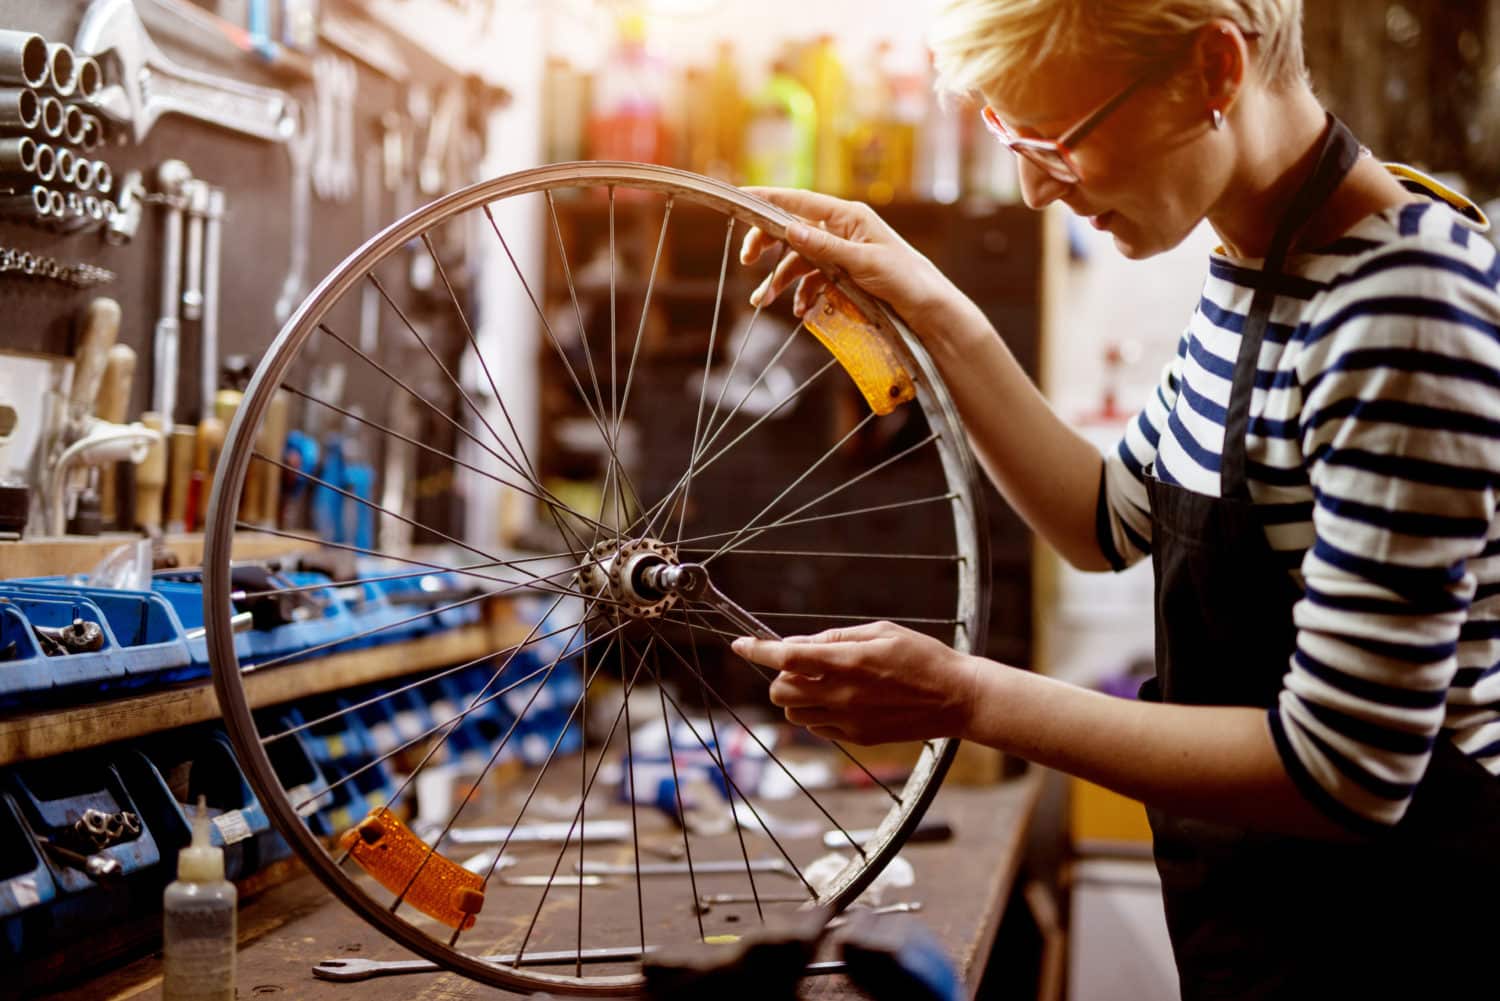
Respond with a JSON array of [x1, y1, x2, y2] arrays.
[[5, 757, 164, 952], [0, 791, 58, 964], [119, 729, 293, 882]]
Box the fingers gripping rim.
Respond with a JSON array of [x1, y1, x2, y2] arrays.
[[205, 161, 989, 994]]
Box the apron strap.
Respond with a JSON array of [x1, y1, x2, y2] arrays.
[[1221, 114, 1360, 500]]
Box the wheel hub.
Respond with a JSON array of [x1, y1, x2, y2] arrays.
[[575, 537, 680, 620]]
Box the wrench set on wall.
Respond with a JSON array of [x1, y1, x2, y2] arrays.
[[0, 29, 116, 233], [0, 0, 502, 547]]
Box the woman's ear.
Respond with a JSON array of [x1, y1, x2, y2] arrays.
[[1194, 18, 1250, 115]]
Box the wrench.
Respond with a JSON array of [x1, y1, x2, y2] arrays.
[[642, 563, 781, 640], [272, 120, 312, 323], [153, 160, 192, 427], [180, 179, 207, 321], [313, 945, 647, 982], [73, 0, 297, 145], [313, 948, 848, 983]]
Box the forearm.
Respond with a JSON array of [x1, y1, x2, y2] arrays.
[[964, 658, 1349, 838], [918, 296, 1112, 570]]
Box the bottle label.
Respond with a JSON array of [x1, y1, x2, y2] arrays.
[[212, 809, 253, 845]]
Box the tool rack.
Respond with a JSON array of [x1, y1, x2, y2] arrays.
[[0, 576, 572, 993]]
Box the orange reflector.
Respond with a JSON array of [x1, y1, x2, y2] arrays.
[[337, 808, 485, 930], [803, 284, 916, 416]]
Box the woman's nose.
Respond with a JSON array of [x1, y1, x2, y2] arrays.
[[1016, 157, 1071, 210]]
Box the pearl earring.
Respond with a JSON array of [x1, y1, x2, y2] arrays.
[[1211, 107, 1225, 130]]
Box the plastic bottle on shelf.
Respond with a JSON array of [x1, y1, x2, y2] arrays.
[[163, 796, 237, 1001], [798, 34, 849, 195], [587, 13, 669, 174], [843, 40, 902, 203], [542, 57, 590, 164], [743, 56, 817, 189], [707, 41, 745, 182]]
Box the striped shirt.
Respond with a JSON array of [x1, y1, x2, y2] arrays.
[[1098, 166, 1500, 833]]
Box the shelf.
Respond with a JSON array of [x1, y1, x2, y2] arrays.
[[0, 601, 535, 766], [0, 532, 319, 580]]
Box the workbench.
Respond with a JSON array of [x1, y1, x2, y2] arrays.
[[43, 770, 1043, 1001]]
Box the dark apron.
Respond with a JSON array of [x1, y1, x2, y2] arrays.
[[1140, 115, 1500, 999]]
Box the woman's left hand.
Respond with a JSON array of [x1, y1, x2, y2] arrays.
[[731, 621, 980, 745]]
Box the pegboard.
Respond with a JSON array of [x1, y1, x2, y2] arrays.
[[0, 0, 495, 445]]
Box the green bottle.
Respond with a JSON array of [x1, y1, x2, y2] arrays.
[[744, 61, 817, 189]]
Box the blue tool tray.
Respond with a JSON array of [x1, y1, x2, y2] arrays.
[[3, 580, 195, 686], [119, 729, 292, 882], [5, 757, 164, 950], [0, 590, 136, 706], [0, 791, 58, 963]]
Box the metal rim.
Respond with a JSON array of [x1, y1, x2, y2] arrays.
[[207, 162, 990, 994]]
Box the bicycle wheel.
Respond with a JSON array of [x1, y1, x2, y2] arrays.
[[205, 162, 989, 995]]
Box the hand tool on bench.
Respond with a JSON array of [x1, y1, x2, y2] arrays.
[[94, 342, 136, 529]]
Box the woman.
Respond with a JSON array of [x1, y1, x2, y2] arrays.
[[733, 0, 1500, 995]]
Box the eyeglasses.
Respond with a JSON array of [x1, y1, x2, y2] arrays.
[[981, 72, 1154, 185], [982, 30, 1260, 185]]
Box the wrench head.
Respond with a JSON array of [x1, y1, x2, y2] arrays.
[[73, 0, 159, 144], [312, 957, 380, 981]]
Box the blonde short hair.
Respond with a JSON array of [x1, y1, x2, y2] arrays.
[[929, 0, 1307, 103]]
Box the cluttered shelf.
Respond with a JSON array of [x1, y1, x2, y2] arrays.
[[0, 530, 318, 579], [0, 608, 530, 767]]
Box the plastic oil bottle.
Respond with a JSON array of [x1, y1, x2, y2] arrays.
[[163, 796, 236, 1001], [743, 55, 817, 189]]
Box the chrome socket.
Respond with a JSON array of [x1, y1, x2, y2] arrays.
[[80, 113, 103, 152], [55, 146, 76, 186], [73, 156, 94, 192], [0, 135, 37, 176], [62, 102, 86, 146], [74, 55, 101, 101], [46, 42, 75, 98], [30, 141, 55, 183], [0, 31, 48, 90], [0, 184, 50, 220], [0, 86, 40, 131], [38, 93, 63, 139]]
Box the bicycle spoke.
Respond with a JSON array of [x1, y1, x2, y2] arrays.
[[510, 643, 650, 968], [235, 550, 579, 603], [707, 410, 877, 563], [231, 520, 606, 607], [483, 203, 646, 519], [653, 635, 705, 942], [646, 623, 867, 857], [262, 616, 588, 746], [317, 322, 591, 555], [639, 649, 819, 898], [677, 547, 961, 562], [665, 493, 960, 551], [745, 611, 961, 627], [637, 355, 835, 542], [672, 217, 737, 550], [612, 197, 672, 458], [280, 383, 609, 538], [681, 607, 902, 805], [707, 432, 943, 564], [620, 619, 646, 954], [368, 274, 547, 502], [393, 613, 605, 916], [684, 623, 763, 921], [546, 191, 611, 428]]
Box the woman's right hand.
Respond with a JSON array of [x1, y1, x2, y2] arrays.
[[739, 187, 974, 340]]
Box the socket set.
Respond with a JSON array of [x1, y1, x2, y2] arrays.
[[0, 29, 117, 234]]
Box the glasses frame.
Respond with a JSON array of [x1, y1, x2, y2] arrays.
[[980, 31, 1259, 185], [981, 72, 1154, 185]]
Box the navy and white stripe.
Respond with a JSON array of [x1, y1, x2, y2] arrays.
[[1098, 168, 1500, 831]]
